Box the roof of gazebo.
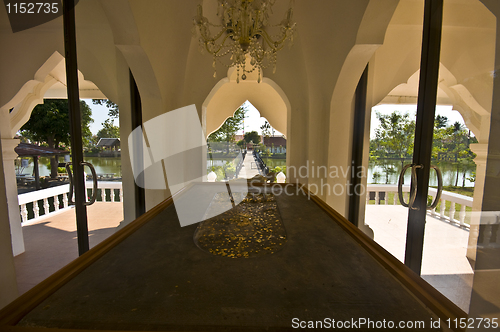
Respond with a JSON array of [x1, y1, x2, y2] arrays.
[[14, 143, 69, 157], [96, 138, 120, 147]]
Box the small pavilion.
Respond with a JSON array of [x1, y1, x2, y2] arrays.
[[14, 142, 70, 190]]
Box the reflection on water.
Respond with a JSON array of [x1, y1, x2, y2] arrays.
[[17, 156, 123, 177], [368, 160, 476, 187], [17, 156, 475, 188]]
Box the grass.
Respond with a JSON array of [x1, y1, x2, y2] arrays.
[[435, 185, 474, 198], [367, 186, 474, 225]]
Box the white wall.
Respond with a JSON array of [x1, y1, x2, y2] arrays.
[[0, 139, 19, 309]]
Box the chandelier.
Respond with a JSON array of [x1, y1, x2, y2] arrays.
[[193, 0, 296, 83]]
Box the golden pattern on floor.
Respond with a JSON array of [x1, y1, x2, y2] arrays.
[[194, 193, 287, 258]]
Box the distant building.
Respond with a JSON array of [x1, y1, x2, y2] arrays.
[[263, 136, 286, 153], [96, 138, 120, 151]]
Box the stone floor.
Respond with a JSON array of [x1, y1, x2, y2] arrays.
[[364, 204, 473, 313], [14, 202, 123, 294]]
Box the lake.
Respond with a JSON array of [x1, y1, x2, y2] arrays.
[[262, 158, 475, 187], [17, 156, 123, 178], [17, 156, 476, 188], [368, 159, 476, 187]]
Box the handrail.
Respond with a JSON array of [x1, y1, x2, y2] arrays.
[[18, 181, 124, 224], [367, 184, 473, 227]]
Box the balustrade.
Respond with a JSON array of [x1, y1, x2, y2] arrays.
[[18, 181, 122, 224], [366, 184, 473, 228]]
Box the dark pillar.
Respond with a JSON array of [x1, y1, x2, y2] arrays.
[[62, 0, 89, 255], [404, 0, 443, 275], [348, 65, 369, 226], [130, 71, 146, 218], [33, 156, 40, 190]]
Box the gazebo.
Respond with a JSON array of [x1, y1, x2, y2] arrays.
[[96, 138, 120, 151], [14, 143, 70, 190]]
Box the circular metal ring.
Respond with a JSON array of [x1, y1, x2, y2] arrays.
[[398, 164, 413, 208], [408, 165, 422, 210], [427, 165, 443, 210]]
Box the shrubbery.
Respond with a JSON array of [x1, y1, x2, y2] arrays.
[[208, 161, 237, 181], [273, 166, 286, 176]]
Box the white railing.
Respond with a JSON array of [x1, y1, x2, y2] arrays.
[[470, 211, 500, 249], [366, 184, 473, 228], [18, 181, 123, 225]]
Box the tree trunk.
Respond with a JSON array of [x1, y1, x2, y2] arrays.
[[462, 169, 466, 188], [455, 163, 459, 187], [401, 158, 405, 185], [47, 136, 58, 178]]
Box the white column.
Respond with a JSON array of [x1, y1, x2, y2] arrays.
[[0, 138, 19, 308], [467, 143, 488, 261], [1, 138, 25, 256]]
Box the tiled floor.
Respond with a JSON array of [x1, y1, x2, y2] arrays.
[[364, 204, 473, 312], [14, 202, 123, 294]]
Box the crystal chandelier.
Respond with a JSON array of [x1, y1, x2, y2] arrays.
[[193, 0, 296, 83]]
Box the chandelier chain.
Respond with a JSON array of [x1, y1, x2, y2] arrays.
[[193, 0, 296, 83]]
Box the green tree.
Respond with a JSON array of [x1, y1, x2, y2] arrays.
[[374, 111, 415, 170], [97, 118, 120, 139], [434, 115, 448, 129], [92, 99, 119, 119], [244, 131, 261, 145], [260, 121, 272, 138], [236, 140, 246, 148], [20, 99, 93, 178], [208, 106, 247, 153], [444, 122, 476, 187]]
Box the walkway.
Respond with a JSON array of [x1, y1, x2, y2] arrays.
[[237, 152, 261, 179], [365, 204, 473, 312], [14, 202, 123, 294]]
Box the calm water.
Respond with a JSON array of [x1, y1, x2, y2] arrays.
[[17, 156, 123, 177], [17, 156, 475, 187], [262, 158, 475, 187], [368, 159, 476, 187]]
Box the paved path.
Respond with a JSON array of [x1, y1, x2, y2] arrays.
[[365, 204, 473, 312], [237, 152, 261, 179]]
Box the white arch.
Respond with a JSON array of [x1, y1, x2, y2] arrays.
[[379, 64, 492, 144], [202, 77, 291, 141], [0, 51, 106, 139]]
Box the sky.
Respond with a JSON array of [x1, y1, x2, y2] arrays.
[[370, 104, 468, 139], [237, 101, 468, 139], [85, 99, 284, 137], [237, 101, 284, 136], [85, 98, 468, 139], [84, 99, 111, 135]]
